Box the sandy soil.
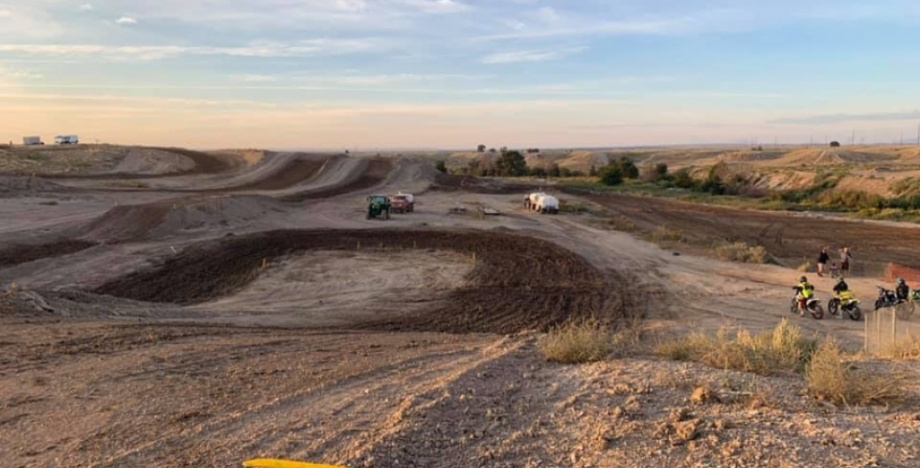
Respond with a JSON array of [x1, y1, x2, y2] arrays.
[[1, 147, 919, 468]]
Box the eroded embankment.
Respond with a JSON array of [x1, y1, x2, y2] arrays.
[[94, 229, 617, 333]]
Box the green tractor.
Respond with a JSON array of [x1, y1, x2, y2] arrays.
[[366, 195, 391, 220]]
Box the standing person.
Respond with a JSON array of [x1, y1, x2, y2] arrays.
[[839, 247, 852, 277], [816, 247, 830, 277]]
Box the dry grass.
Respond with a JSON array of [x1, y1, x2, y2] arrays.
[[657, 319, 817, 376], [649, 225, 684, 242], [806, 338, 903, 405], [538, 319, 617, 364], [797, 258, 813, 272], [714, 242, 768, 264], [881, 335, 920, 361]]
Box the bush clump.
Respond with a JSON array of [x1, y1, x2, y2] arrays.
[[806, 338, 902, 405], [538, 319, 612, 364], [658, 319, 817, 376], [714, 242, 767, 264]]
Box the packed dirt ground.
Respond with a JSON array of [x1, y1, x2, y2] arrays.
[[1, 145, 919, 468]]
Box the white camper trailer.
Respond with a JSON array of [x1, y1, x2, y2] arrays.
[[22, 136, 43, 145], [54, 135, 79, 145]]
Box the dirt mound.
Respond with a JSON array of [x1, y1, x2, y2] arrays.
[[281, 157, 396, 202], [112, 148, 196, 175], [0, 240, 96, 268], [80, 195, 286, 242], [94, 229, 612, 333], [430, 173, 540, 194], [80, 202, 172, 242], [208, 154, 333, 192]]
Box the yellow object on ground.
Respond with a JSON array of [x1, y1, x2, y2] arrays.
[[243, 459, 347, 468]]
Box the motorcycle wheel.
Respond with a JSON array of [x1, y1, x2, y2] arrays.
[[895, 302, 914, 320], [827, 298, 840, 317], [874, 299, 885, 311], [847, 305, 863, 321], [809, 304, 824, 320]]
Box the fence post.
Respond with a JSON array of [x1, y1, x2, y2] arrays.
[[892, 307, 898, 352], [876, 310, 882, 355]]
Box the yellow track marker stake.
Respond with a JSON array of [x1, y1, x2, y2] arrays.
[[243, 458, 347, 468]]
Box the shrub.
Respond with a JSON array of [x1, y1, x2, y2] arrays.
[[658, 319, 817, 376], [598, 165, 624, 186], [649, 225, 683, 242], [435, 160, 447, 173], [806, 338, 902, 405], [714, 242, 767, 264], [538, 319, 612, 364], [673, 168, 695, 189]]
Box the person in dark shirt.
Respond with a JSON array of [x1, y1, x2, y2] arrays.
[[817, 247, 830, 277], [833, 277, 849, 295], [895, 278, 910, 302]]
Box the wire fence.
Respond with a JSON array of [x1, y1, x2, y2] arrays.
[[865, 302, 920, 355]]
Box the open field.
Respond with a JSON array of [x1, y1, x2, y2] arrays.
[[1, 145, 919, 468]]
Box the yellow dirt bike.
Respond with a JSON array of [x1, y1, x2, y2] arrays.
[[827, 290, 862, 321]]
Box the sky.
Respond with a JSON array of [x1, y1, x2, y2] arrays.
[[1, 0, 920, 150]]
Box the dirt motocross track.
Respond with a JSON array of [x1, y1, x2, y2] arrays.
[[2, 146, 920, 468], [94, 229, 612, 334]]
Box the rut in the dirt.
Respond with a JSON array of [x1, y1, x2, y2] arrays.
[[94, 229, 617, 333]]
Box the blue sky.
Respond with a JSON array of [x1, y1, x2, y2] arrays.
[[1, 0, 919, 149]]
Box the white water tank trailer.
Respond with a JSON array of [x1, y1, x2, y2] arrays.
[[54, 135, 79, 145]]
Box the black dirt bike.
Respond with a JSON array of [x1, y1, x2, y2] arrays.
[[874, 287, 900, 311], [790, 294, 824, 319], [827, 290, 863, 321]]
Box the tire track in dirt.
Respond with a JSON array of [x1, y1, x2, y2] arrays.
[[280, 157, 396, 202], [93, 229, 614, 333]]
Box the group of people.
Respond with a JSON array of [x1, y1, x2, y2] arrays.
[[816, 246, 852, 278], [793, 275, 914, 316]]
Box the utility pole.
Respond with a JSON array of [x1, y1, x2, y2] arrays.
[[917, 122, 920, 146]]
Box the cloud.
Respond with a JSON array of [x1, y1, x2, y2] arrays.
[[481, 47, 586, 64], [770, 111, 920, 125], [79, 4, 93, 11], [0, 39, 391, 60], [116, 16, 138, 25]]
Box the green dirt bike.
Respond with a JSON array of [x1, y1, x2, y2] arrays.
[[827, 290, 863, 321]]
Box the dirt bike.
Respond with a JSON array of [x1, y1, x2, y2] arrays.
[[827, 290, 863, 321], [790, 294, 824, 319], [874, 287, 900, 311], [875, 287, 916, 320]]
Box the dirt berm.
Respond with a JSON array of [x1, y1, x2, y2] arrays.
[[94, 229, 619, 333]]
